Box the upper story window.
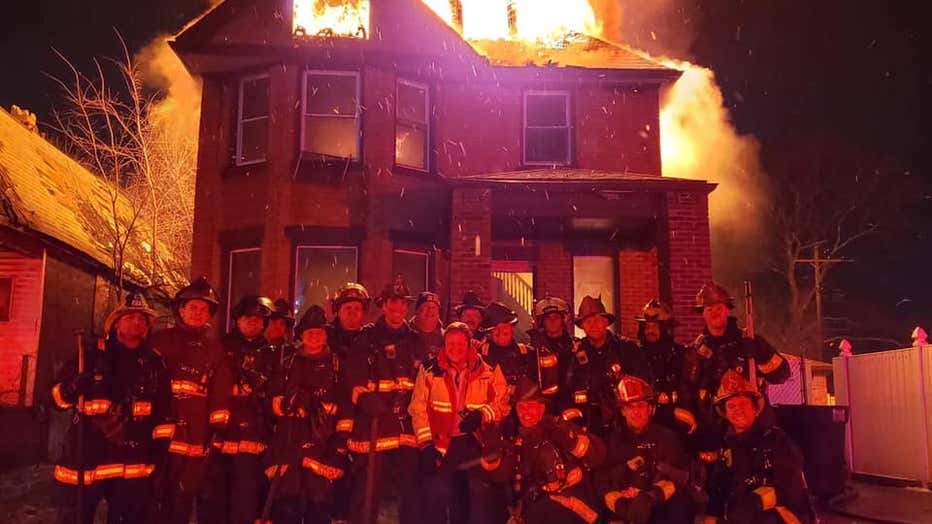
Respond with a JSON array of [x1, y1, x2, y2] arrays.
[[524, 91, 571, 166], [292, 0, 370, 39], [302, 71, 361, 160], [395, 80, 430, 171], [0, 276, 12, 321], [236, 75, 270, 166]]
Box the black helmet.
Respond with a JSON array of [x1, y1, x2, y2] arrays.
[[270, 298, 296, 325], [694, 282, 735, 312], [636, 299, 678, 326], [479, 302, 518, 332], [295, 305, 328, 339], [174, 276, 220, 314], [231, 295, 274, 320], [332, 282, 371, 311]]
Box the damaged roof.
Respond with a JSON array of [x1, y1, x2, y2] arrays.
[[0, 107, 186, 291]]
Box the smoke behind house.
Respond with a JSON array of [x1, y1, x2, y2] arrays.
[[589, 0, 771, 284]]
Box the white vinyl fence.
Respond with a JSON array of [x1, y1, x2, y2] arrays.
[[833, 345, 932, 484]]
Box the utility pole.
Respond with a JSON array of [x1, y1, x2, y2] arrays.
[[795, 243, 851, 359]]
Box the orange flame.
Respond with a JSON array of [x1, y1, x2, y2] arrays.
[[423, 0, 600, 45], [293, 0, 370, 39]]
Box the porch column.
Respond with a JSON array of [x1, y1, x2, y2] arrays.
[[618, 247, 660, 339], [450, 188, 493, 305], [662, 191, 713, 341]]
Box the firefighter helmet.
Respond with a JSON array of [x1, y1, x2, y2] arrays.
[[295, 305, 328, 338], [514, 376, 546, 404], [533, 297, 570, 321], [231, 295, 274, 320], [713, 370, 763, 413], [574, 295, 616, 328], [270, 298, 296, 326], [616, 375, 655, 404], [375, 275, 413, 306], [693, 282, 735, 312], [635, 299, 677, 325], [104, 292, 157, 334], [332, 282, 371, 311], [174, 276, 220, 314], [454, 291, 486, 317], [479, 302, 519, 332]]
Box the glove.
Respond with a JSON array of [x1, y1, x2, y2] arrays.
[[726, 491, 763, 524], [550, 424, 581, 452], [64, 371, 100, 398], [741, 337, 769, 362], [357, 393, 387, 417], [458, 410, 484, 433], [419, 444, 443, 475], [626, 492, 658, 524]]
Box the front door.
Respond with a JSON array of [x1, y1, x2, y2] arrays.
[[572, 255, 616, 338]]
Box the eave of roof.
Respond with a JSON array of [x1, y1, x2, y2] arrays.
[[444, 169, 716, 193]]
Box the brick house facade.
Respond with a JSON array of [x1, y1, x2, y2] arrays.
[[172, 0, 715, 341]]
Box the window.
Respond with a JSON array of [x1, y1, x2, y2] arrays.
[[294, 246, 358, 317], [227, 248, 262, 328], [395, 80, 429, 171], [524, 91, 571, 165], [393, 249, 429, 317], [0, 277, 12, 321], [236, 75, 270, 166], [302, 71, 360, 160]]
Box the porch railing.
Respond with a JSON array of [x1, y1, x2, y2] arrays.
[[492, 271, 533, 316]]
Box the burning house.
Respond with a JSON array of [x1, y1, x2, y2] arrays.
[[171, 0, 714, 338]]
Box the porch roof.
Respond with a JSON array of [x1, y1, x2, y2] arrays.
[[444, 169, 716, 193]]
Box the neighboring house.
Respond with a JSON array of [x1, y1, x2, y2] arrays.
[[171, 0, 715, 339], [0, 107, 184, 464]]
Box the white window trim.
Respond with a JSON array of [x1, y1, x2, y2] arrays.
[[523, 89, 572, 166], [226, 247, 261, 327], [293, 245, 360, 309], [235, 74, 270, 167], [300, 70, 362, 160], [393, 248, 430, 291], [395, 79, 430, 172]]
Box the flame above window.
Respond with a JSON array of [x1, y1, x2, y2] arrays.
[[422, 0, 601, 45], [293, 0, 370, 39]]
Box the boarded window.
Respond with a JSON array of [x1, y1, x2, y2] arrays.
[[395, 80, 429, 171], [227, 249, 261, 328], [0, 277, 11, 321], [303, 72, 360, 160], [294, 246, 358, 317], [236, 75, 270, 165], [524, 91, 571, 165]]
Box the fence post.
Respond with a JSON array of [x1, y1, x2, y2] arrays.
[[914, 327, 931, 486], [840, 339, 855, 475]]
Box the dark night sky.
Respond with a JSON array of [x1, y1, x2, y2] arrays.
[[1, 0, 929, 350]]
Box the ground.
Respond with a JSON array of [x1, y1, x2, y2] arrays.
[[2, 464, 930, 523]]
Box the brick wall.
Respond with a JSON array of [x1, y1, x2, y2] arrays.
[[450, 189, 493, 305], [535, 242, 572, 302], [663, 191, 713, 342], [619, 247, 660, 339]]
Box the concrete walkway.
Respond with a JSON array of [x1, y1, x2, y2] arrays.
[[821, 481, 932, 524]]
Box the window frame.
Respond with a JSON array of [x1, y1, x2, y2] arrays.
[[392, 248, 430, 292], [394, 79, 431, 172], [226, 247, 262, 328], [235, 73, 271, 167], [292, 244, 360, 313], [522, 89, 572, 166], [300, 70, 362, 160]]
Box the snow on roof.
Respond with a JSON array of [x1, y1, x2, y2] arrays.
[[0, 107, 187, 291]]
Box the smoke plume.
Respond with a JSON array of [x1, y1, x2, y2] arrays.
[[589, 0, 770, 282]]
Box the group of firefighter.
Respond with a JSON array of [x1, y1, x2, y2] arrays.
[[49, 275, 814, 524]]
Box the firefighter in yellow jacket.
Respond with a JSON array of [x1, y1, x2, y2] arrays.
[[408, 321, 509, 523]]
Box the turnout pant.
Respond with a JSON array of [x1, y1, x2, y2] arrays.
[[199, 452, 267, 524], [350, 446, 420, 524], [420, 436, 498, 524], [56, 477, 154, 524], [159, 454, 208, 524]]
